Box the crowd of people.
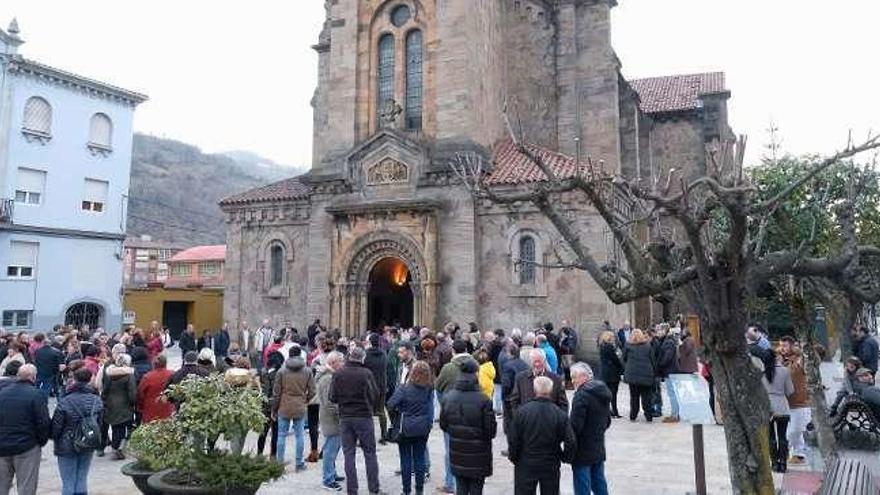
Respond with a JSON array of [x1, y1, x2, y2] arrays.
[[1, 316, 879, 495]]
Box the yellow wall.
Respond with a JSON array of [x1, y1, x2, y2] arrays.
[[123, 287, 224, 336]]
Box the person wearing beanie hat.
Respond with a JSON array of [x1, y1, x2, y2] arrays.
[[329, 345, 383, 495], [272, 339, 315, 471], [439, 355, 496, 495]]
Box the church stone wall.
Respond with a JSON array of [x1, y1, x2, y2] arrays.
[[501, 0, 559, 149], [475, 202, 631, 360], [223, 206, 312, 332]]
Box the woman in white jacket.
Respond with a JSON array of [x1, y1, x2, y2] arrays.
[[762, 349, 794, 473]]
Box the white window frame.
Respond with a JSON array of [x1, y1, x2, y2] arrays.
[[21, 96, 52, 144], [199, 261, 221, 276], [87, 113, 113, 156], [171, 263, 192, 278], [1, 310, 32, 329], [81, 178, 109, 215], [15, 168, 46, 206], [7, 241, 37, 280]]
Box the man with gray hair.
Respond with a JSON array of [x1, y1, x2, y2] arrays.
[[569, 362, 612, 495], [329, 346, 384, 495], [508, 375, 576, 495], [509, 349, 568, 414], [0, 363, 50, 495]]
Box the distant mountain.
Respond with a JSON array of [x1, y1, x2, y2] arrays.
[[127, 134, 306, 246]]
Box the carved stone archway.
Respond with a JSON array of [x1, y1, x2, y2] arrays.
[[331, 230, 437, 334]]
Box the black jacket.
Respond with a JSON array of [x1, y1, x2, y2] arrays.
[[215, 330, 231, 357], [598, 343, 623, 384], [507, 397, 576, 475], [387, 383, 433, 438], [178, 332, 196, 354], [364, 347, 388, 396], [623, 342, 655, 386], [501, 357, 528, 399], [329, 361, 378, 419], [50, 383, 104, 456], [855, 336, 879, 374], [0, 380, 51, 456], [440, 376, 497, 479], [166, 363, 210, 389], [131, 347, 151, 384], [509, 369, 568, 412], [570, 380, 612, 466], [655, 337, 678, 378], [34, 345, 64, 380]]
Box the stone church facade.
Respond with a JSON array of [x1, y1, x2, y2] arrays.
[[220, 0, 733, 346]]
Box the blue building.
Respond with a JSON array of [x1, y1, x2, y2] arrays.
[[0, 19, 147, 332]]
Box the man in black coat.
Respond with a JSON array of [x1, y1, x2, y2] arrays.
[[329, 347, 382, 495], [501, 343, 528, 436], [439, 360, 497, 494], [851, 325, 879, 376], [654, 325, 680, 422], [507, 375, 576, 495], [0, 364, 51, 495], [34, 338, 64, 397], [363, 334, 390, 443], [178, 325, 197, 355], [569, 363, 611, 495], [215, 324, 231, 358], [509, 348, 568, 414]]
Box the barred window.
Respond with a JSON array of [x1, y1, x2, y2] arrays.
[[519, 236, 536, 285], [270, 244, 284, 287], [22, 96, 52, 135], [405, 30, 423, 130], [377, 33, 395, 127]]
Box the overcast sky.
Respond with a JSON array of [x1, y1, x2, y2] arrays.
[[2, 0, 878, 168]]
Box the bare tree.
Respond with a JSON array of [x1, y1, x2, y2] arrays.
[[450, 114, 880, 493]]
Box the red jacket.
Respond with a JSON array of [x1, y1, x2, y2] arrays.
[[146, 336, 164, 363], [137, 368, 175, 423]]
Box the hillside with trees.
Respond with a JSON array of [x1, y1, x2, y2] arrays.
[[127, 134, 303, 246]]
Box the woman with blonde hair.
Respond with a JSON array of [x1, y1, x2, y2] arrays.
[[623, 329, 656, 422], [598, 330, 624, 418], [387, 360, 434, 495]]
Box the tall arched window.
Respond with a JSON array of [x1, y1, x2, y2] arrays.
[[377, 33, 395, 127], [270, 244, 284, 287], [22, 96, 52, 135], [405, 29, 423, 130], [519, 236, 536, 285], [89, 113, 113, 148]]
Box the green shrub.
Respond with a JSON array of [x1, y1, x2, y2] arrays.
[[194, 451, 285, 490], [127, 419, 187, 471]]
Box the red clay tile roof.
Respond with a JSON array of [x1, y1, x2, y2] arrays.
[[219, 176, 310, 206], [486, 139, 582, 185], [629, 72, 727, 114], [170, 245, 226, 262]]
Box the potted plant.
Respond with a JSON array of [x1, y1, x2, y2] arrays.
[[123, 419, 187, 495], [145, 374, 284, 495]]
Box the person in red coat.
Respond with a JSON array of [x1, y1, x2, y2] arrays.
[[137, 355, 175, 423], [145, 331, 164, 363]]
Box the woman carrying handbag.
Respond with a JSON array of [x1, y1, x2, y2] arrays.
[[387, 360, 434, 495]]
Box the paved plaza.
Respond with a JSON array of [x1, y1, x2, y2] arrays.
[[22, 387, 740, 494]]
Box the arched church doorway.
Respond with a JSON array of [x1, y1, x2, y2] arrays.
[[367, 257, 413, 329]]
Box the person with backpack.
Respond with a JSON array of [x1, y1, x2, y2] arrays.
[[51, 367, 104, 495]]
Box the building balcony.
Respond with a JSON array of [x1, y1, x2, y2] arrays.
[[0, 198, 13, 225]]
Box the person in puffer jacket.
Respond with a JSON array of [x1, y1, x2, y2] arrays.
[[439, 359, 496, 495], [271, 346, 315, 471], [387, 360, 434, 495], [101, 354, 136, 460], [52, 367, 103, 495]]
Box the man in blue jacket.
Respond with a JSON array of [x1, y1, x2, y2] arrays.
[[0, 363, 51, 495]]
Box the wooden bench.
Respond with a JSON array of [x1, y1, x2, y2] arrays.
[[819, 458, 878, 495]]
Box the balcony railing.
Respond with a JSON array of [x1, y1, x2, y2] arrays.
[[0, 198, 13, 224]]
